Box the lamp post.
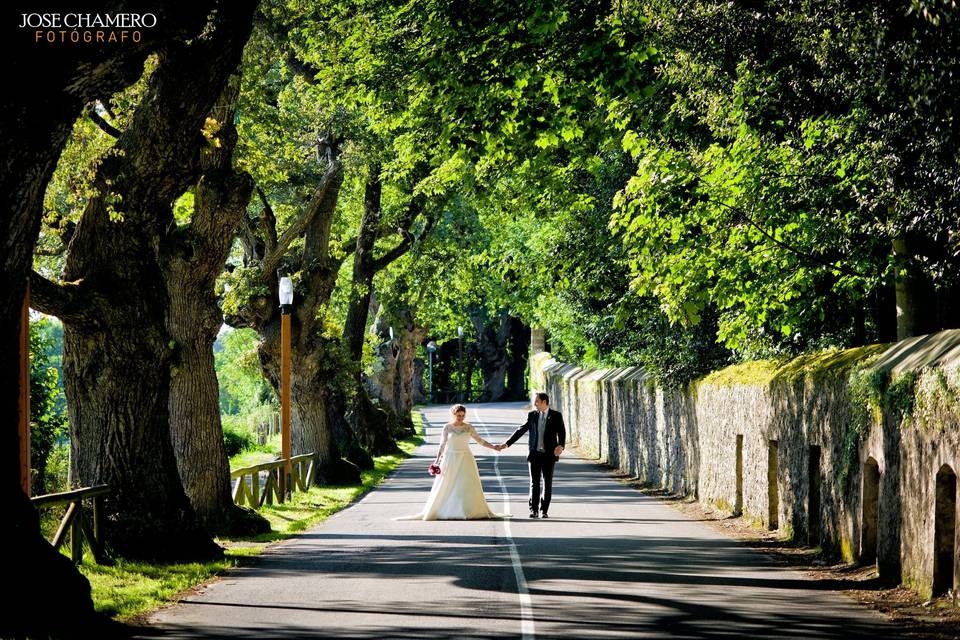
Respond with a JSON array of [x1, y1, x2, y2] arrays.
[[457, 326, 464, 403], [426, 340, 437, 404], [278, 276, 293, 502]]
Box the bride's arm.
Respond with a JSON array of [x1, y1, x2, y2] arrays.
[[435, 425, 449, 463], [466, 423, 495, 449]]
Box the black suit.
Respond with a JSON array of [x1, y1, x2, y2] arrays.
[[505, 408, 566, 514]]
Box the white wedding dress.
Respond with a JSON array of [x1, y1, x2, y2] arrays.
[[398, 423, 501, 520]]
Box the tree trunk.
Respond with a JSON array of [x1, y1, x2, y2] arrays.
[[506, 316, 530, 400], [31, 0, 257, 561], [337, 165, 396, 455], [893, 235, 929, 340], [257, 320, 361, 483], [165, 77, 267, 536], [471, 309, 511, 402], [64, 290, 221, 560], [342, 164, 383, 359], [3, 3, 219, 630], [339, 166, 427, 453], [412, 357, 428, 405], [393, 313, 426, 434]]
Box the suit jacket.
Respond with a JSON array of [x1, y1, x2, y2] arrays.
[[506, 408, 566, 462]]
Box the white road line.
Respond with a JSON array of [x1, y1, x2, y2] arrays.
[[473, 407, 536, 640]]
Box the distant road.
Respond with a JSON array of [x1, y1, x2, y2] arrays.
[[136, 401, 899, 639]]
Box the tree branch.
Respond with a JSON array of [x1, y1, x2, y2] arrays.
[[713, 199, 869, 279], [256, 186, 278, 254], [371, 229, 416, 272], [86, 104, 121, 137], [370, 196, 434, 272], [261, 157, 341, 276], [29, 271, 93, 320]]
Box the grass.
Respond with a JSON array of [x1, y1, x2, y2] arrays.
[[228, 432, 282, 469], [77, 411, 426, 621]]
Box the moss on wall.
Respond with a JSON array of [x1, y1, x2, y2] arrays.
[[696, 344, 888, 391], [913, 365, 960, 434]]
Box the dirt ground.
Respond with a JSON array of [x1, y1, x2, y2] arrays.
[[612, 472, 960, 640]]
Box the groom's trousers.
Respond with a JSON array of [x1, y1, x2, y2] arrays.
[[528, 451, 557, 514]]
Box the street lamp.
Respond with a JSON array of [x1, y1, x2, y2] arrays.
[[278, 276, 293, 501], [426, 340, 437, 404], [457, 326, 464, 403]]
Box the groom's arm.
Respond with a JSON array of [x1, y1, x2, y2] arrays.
[[553, 413, 566, 457], [503, 416, 531, 448]]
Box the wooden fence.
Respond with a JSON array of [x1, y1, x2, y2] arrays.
[[31, 485, 110, 564], [231, 453, 314, 509]]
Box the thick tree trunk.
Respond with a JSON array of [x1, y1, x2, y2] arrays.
[[365, 340, 400, 408], [393, 315, 427, 434], [31, 0, 257, 561], [257, 322, 361, 484], [230, 136, 367, 484], [64, 289, 220, 560], [365, 302, 399, 408], [2, 4, 219, 631], [165, 80, 267, 536]]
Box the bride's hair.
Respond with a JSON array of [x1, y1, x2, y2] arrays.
[[450, 403, 467, 415]]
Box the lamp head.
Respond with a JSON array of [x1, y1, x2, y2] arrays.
[[278, 276, 294, 307]]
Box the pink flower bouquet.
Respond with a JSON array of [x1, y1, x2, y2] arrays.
[[428, 463, 441, 476]]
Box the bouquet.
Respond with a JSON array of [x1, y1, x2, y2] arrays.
[[428, 463, 442, 476]]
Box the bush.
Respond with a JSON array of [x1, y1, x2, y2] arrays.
[[222, 421, 255, 458]]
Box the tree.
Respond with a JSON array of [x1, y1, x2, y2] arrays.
[[164, 75, 268, 536], [3, 2, 220, 633], [30, 0, 258, 561], [610, 1, 960, 354]]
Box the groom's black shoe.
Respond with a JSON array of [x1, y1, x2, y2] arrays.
[[541, 511, 549, 518], [529, 510, 539, 518]]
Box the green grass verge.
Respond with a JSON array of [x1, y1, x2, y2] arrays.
[[78, 411, 426, 621]]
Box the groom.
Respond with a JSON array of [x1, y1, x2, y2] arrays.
[[498, 392, 566, 518]]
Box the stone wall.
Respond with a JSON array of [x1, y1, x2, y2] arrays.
[[530, 329, 960, 599]]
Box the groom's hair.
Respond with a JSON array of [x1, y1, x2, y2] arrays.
[[535, 392, 549, 404]]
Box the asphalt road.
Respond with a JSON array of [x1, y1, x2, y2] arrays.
[[135, 401, 900, 639]]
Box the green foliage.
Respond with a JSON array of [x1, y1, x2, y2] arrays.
[[30, 317, 68, 494], [36, 57, 158, 275], [913, 366, 960, 433], [221, 421, 257, 459], [215, 328, 276, 417], [841, 362, 918, 487]]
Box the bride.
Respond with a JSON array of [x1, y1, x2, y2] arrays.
[[399, 404, 502, 520]]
